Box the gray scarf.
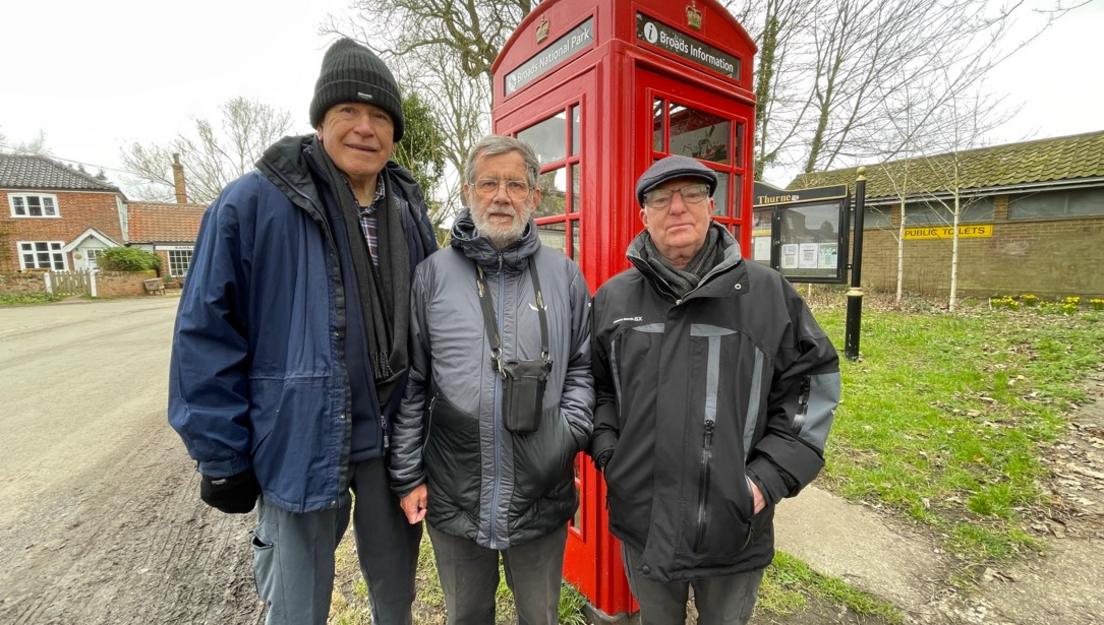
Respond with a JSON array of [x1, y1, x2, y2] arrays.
[[308, 138, 411, 406], [641, 227, 722, 298]]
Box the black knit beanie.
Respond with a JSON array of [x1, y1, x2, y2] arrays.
[[309, 38, 405, 141]]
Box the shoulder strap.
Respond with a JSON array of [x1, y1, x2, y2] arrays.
[[473, 256, 549, 374]]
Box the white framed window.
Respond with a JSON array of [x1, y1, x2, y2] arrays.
[[9, 193, 60, 218], [18, 241, 68, 270], [168, 248, 193, 276]]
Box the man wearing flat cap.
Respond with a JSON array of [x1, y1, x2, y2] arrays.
[[169, 38, 436, 625], [588, 155, 840, 625]]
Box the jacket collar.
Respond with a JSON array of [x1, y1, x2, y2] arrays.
[[450, 209, 541, 272], [627, 222, 748, 300]]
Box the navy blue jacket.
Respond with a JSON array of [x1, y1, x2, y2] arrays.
[[168, 136, 436, 513]]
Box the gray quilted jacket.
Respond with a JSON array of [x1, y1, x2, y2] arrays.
[[389, 210, 594, 549]]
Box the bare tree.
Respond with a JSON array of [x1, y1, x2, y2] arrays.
[[1, 129, 51, 156], [869, 74, 1010, 310], [121, 97, 292, 203], [321, 0, 537, 219], [725, 0, 1066, 181], [917, 88, 1007, 311], [324, 0, 1075, 199]]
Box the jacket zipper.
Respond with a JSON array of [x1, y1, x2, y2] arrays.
[[425, 394, 437, 447], [693, 419, 715, 551], [489, 254, 505, 549], [793, 376, 811, 434], [277, 168, 398, 448]]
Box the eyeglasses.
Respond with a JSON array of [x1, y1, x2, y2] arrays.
[[472, 178, 532, 201], [643, 183, 712, 210]]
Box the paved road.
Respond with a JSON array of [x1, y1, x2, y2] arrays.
[[0, 297, 262, 625]]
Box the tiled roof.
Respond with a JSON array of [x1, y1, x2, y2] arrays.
[[0, 153, 120, 192], [127, 202, 206, 243], [787, 131, 1104, 201]]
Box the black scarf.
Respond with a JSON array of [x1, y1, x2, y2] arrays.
[[641, 226, 722, 299], [308, 138, 411, 407]]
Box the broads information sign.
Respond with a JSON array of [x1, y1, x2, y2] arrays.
[[635, 12, 739, 79], [505, 18, 594, 96]]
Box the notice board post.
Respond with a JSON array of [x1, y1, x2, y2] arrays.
[[845, 167, 867, 360]]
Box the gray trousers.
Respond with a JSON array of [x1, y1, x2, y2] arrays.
[[622, 544, 763, 625], [429, 524, 568, 625], [251, 458, 422, 625]]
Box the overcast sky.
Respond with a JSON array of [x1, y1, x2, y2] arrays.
[[1, 0, 1102, 192]]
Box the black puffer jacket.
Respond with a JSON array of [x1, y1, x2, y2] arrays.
[[390, 211, 594, 549], [590, 225, 840, 581]]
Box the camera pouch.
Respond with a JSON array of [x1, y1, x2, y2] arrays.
[[500, 359, 552, 434], [474, 255, 553, 435]]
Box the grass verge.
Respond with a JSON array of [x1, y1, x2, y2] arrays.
[[0, 292, 62, 306], [758, 551, 904, 623], [815, 302, 1104, 570]]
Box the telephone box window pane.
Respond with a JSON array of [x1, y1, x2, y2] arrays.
[[571, 105, 581, 156], [538, 221, 567, 255], [572, 224, 580, 262], [536, 167, 567, 217], [713, 173, 729, 216], [518, 112, 567, 164], [570, 163, 581, 213], [670, 104, 730, 164], [572, 488, 582, 530], [732, 174, 743, 218], [734, 123, 745, 168], [653, 99, 665, 151]]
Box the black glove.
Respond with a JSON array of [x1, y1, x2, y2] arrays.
[[593, 449, 613, 472], [200, 469, 260, 514]]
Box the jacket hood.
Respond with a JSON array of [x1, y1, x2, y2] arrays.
[[450, 208, 541, 272], [258, 135, 315, 188]]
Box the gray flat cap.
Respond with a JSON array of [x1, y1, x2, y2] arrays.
[[635, 155, 718, 206]]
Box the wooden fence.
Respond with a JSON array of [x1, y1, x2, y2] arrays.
[[45, 271, 92, 297]]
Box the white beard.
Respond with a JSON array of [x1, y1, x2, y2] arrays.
[[470, 200, 533, 249]]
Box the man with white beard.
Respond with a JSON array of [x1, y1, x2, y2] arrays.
[[389, 135, 594, 625]]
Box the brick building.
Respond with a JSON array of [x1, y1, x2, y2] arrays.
[[1, 153, 205, 279], [788, 131, 1104, 298], [127, 202, 205, 278], [0, 154, 126, 273]]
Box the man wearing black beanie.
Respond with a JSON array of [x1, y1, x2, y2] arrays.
[[169, 37, 436, 625]]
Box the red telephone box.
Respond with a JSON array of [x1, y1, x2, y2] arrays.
[[491, 0, 756, 619]]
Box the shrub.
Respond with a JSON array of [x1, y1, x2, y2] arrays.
[[1018, 293, 1038, 307], [99, 247, 162, 272], [1090, 298, 1104, 311], [990, 296, 1019, 310]]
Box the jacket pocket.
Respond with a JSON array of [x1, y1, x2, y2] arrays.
[[424, 393, 480, 518], [681, 446, 754, 565], [512, 405, 573, 498]]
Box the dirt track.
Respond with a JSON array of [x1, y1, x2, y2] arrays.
[[0, 297, 262, 625]]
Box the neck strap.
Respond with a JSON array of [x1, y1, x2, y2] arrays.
[[474, 255, 549, 375]]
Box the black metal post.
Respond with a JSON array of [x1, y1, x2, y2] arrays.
[[845, 168, 866, 360]]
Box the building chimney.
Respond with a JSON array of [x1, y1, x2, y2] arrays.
[[172, 153, 188, 204]]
